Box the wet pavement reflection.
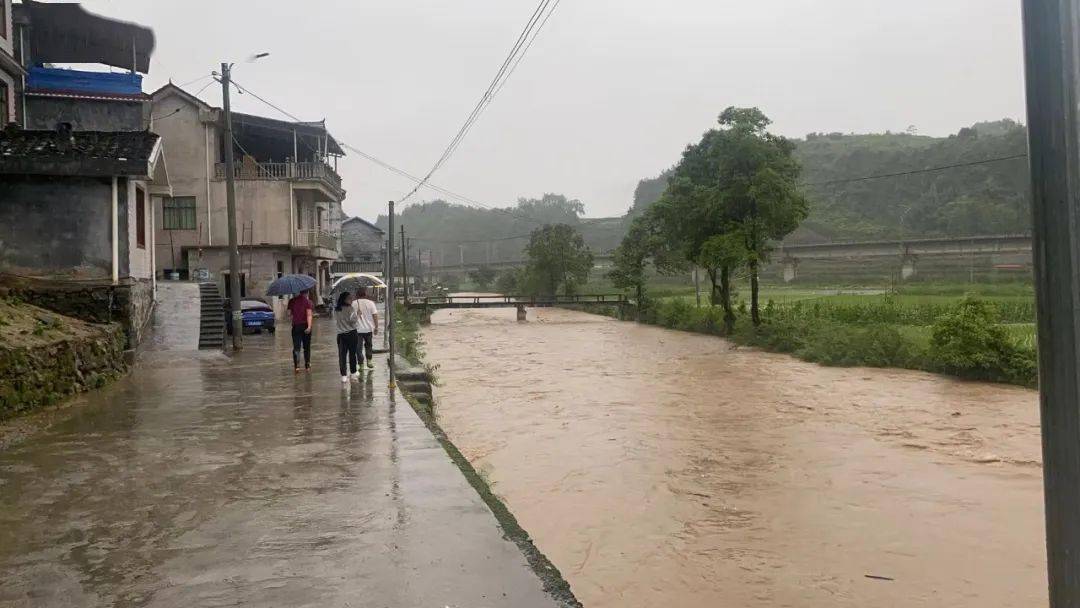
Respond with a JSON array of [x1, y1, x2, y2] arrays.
[[424, 307, 1047, 608], [0, 314, 559, 607]]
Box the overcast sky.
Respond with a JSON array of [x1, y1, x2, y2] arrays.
[[77, 0, 1026, 219]]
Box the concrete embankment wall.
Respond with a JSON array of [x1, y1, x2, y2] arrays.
[[389, 354, 582, 607], [0, 302, 128, 420], [393, 356, 433, 411], [0, 275, 154, 349]]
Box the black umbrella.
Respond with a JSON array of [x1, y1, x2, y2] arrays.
[[266, 274, 317, 297]]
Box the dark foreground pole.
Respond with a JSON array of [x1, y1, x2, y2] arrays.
[[387, 200, 396, 389], [1022, 1, 1080, 604], [221, 62, 243, 349]]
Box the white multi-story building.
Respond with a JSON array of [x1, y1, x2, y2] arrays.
[[149, 83, 346, 302]]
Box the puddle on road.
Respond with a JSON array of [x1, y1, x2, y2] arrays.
[[423, 307, 1046, 607]]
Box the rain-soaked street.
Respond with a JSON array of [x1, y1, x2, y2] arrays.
[[424, 307, 1048, 608], [0, 289, 562, 608]]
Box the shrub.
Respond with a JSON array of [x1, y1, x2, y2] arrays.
[[929, 298, 1036, 385]]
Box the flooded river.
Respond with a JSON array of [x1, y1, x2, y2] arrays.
[[423, 307, 1046, 607]]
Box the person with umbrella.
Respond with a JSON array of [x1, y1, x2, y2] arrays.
[[352, 286, 379, 370], [267, 274, 317, 373], [333, 291, 361, 382]]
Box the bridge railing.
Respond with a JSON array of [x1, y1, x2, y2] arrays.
[[407, 293, 626, 307]]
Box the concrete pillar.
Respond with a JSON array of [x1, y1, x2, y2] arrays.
[[901, 255, 918, 281], [516, 304, 527, 322], [782, 258, 798, 283]]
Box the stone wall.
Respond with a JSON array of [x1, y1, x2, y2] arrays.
[[0, 307, 127, 420], [0, 175, 114, 280], [0, 275, 155, 349]]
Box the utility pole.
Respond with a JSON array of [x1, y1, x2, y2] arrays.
[[221, 62, 242, 349], [400, 225, 409, 300], [1022, 1, 1080, 604], [387, 201, 396, 389]]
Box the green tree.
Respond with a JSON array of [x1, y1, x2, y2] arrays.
[[495, 269, 520, 294], [711, 107, 808, 325], [524, 224, 594, 296], [468, 265, 497, 290], [697, 232, 746, 331], [608, 212, 663, 309]]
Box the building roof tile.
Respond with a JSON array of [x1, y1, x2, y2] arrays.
[[0, 129, 161, 176]]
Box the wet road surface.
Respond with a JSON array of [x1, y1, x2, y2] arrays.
[[0, 308, 562, 607], [424, 307, 1047, 607]]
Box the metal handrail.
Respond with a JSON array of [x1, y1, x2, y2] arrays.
[[214, 161, 343, 189], [410, 293, 626, 306], [295, 229, 340, 251]]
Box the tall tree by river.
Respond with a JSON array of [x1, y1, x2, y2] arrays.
[[524, 224, 594, 296], [629, 107, 808, 327], [709, 107, 808, 325]]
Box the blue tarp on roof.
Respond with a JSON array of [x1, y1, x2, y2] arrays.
[[27, 66, 143, 96]]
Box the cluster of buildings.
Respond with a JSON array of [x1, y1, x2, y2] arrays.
[[0, 1, 386, 347]]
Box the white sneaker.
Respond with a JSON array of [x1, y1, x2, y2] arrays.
[[341, 375, 349, 384], [350, 372, 360, 380]]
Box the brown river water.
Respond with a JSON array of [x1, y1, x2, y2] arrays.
[[423, 306, 1047, 607]]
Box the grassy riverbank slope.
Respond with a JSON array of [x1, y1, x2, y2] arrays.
[[572, 282, 1039, 388]]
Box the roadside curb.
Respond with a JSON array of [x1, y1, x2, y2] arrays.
[[391, 356, 583, 608]]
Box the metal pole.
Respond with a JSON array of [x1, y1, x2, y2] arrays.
[[387, 200, 396, 388], [221, 62, 243, 349], [401, 225, 409, 300], [1023, 1, 1080, 604], [694, 267, 701, 307]]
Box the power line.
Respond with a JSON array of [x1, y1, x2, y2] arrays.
[[336, 140, 565, 231], [397, 0, 559, 205], [202, 73, 571, 230], [800, 153, 1029, 187], [226, 76, 305, 123], [492, 0, 563, 101], [176, 73, 213, 88], [192, 79, 215, 97]]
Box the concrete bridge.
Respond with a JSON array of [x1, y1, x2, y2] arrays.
[[406, 293, 626, 320], [776, 233, 1032, 281]]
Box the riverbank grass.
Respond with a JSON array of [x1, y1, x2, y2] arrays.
[[622, 290, 1039, 388]]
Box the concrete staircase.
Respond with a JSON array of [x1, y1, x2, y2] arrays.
[[198, 282, 225, 349]]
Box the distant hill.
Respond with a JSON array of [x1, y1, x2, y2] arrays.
[[375, 194, 626, 268], [626, 119, 1030, 243], [371, 120, 1030, 267]]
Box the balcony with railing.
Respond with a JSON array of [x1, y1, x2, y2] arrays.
[[294, 229, 340, 257], [214, 161, 344, 198]]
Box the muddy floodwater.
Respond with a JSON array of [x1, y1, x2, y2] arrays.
[[423, 306, 1047, 607]]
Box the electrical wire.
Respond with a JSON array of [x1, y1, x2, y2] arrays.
[[226, 76, 305, 123], [800, 153, 1029, 187], [491, 0, 563, 101], [176, 73, 213, 88], [396, 0, 559, 205], [209, 51, 569, 231], [192, 79, 215, 97]]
